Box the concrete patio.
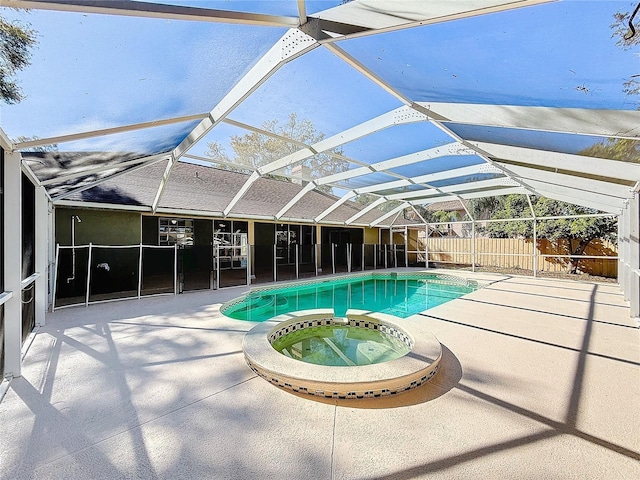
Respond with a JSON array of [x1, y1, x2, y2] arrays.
[[1, 271, 639, 479]]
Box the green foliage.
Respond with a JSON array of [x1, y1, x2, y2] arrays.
[[0, 14, 37, 104], [430, 210, 457, 223], [206, 113, 348, 193], [578, 138, 640, 163], [471, 194, 617, 245]]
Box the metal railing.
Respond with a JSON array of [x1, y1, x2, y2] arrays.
[[51, 231, 617, 309]]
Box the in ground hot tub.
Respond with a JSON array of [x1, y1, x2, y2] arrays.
[[271, 318, 412, 367], [243, 309, 442, 400]]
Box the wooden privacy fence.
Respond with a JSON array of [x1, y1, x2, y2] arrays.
[[422, 237, 618, 277]]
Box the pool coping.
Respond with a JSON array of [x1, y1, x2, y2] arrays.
[[242, 308, 442, 399]]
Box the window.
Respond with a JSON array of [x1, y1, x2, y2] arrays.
[[214, 220, 248, 269], [159, 218, 194, 246]]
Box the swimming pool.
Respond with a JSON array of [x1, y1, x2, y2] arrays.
[[222, 273, 479, 322]]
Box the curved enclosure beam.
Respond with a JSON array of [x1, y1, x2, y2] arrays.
[[471, 142, 640, 183], [309, 0, 555, 39], [314, 190, 357, 223], [522, 180, 625, 214], [275, 182, 316, 220], [6, 0, 299, 26], [258, 105, 430, 176], [0, 127, 14, 151], [280, 142, 474, 217], [423, 103, 640, 140], [345, 197, 387, 225], [369, 202, 411, 227], [13, 113, 208, 151], [229, 105, 433, 219], [495, 162, 633, 200], [150, 28, 320, 213], [408, 187, 529, 207]]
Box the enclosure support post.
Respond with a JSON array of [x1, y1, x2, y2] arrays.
[[216, 244, 221, 289], [246, 245, 251, 286], [347, 243, 352, 273], [48, 205, 56, 309], [362, 243, 365, 272], [314, 243, 318, 276], [471, 221, 476, 273], [393, 244, 397, 268], [295, 243, 299, 279], [3, 150, 22, 378], [618, 215, 623, 290], [384, 244, 388, 269], [622, 205, 630, 301], [173, 244, 178, 295], [425, 225, 429, 269], [629, 193, 639, 318], [527, 195, 538, 278], [85, 243, 93, 307], [533, 220, 538, 278], [51, 244, 60, 312], [373, 244, 377, 270], [137, 243, 143, 299], [331, 243, 336, 274], [35, 187, 48, 325], [273, 244, 277, 282], [404, 226, 408, 267]]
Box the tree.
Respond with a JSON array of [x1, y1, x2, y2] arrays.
[[0, 13, 37, 104], [611, 6, 640, 49], [578, 137, 640, 163], [206, 113, 348, 193], [13, 135, 58, 152], [469, 194, 617, 274], [611, 6, 640, 102]]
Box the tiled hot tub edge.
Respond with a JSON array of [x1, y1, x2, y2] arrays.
[[242, 309, 442, 400]]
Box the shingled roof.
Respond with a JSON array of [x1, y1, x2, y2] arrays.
[[24, 152, 397, 226]]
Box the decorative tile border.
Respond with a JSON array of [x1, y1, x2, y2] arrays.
[[267, 317, 414, 351], [242, 310, 442, 401], [246, 358, 439, 399]]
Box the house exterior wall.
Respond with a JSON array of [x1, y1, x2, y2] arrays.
[[364, 227, 378, 244], [55, 208, 141, 246]]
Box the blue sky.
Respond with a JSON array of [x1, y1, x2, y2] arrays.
[[1, 1, 638, 159]]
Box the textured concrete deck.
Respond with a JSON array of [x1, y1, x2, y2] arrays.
[[1, 271, 639, 479]]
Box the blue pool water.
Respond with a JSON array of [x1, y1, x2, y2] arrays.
[[222, 274, 478, 322]]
